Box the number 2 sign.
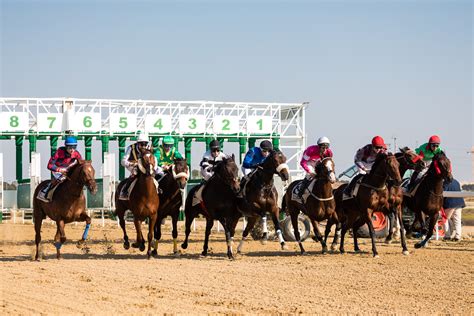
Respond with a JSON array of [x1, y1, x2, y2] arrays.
[[213, 116, 238, 134]]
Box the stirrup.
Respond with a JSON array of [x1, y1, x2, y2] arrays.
[[37, 193, 49, 203]]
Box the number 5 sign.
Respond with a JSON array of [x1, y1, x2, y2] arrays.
[[0, 112, 29, 132], [38, 113, 64, 132], [110, 114, 137, 133], [247, 116, 272, 134]]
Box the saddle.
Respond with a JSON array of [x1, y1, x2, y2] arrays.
[[342, 175, 364, 200], [119, 177, 159, 201], [36, 180, 63, 203], [291, 179, 316, 203], [192, 183, 205, 206], [402, 176, 424, 197]]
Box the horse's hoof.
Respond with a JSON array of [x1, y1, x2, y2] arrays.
[[131, 242, 139, 248], [151, 249, 158, 257], [181, 243, 188, 250], [402, 250, 410, 256], [76, 239, 85, 248], [312, 236, 318, 242], [414, 242, 424, 249], [123, 242, 130, 250], [173, 250, 181, 257], [373, 254, 380, 259], [385, 239, 392, 245], [139, 244, 146, 252], [340, 250, 345, 255], [260, 239, 268, 245], [227, 254, 235, 260], [201, 251, 208, 257], [330, 244, 337, 252], [354, 248, 361, 253], [237, 249, 242, 254], [281, 243, 288, 250], [322, 248, 328, 254]]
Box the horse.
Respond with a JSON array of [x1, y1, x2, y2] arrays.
[[115, 148, 160, 259], [181, 155, 241, 259], [404, 152, 452, 249], [282, 157, 337, 254], [151, 158, 189, 256], [33, 160, 98, 260], [334, 152, 401, 257], [236, 149, 290, 253]]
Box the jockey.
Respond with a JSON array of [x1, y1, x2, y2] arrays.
[[297, 136, 333, 199], [38, 135, 83, 202], [408, 135, 444, 191], [119, 133, 162, 199], [344, 136, 387, 197], [155, 135, 183, 173], [200, 139, 229, 182], [241, 140, 273, 176]]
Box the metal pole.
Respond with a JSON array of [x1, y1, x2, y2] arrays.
[[15, 136, 23, 182], [28, 134, 37, 162], [84, 136, 92, 161], [272, 136, 280, 151], [50, 136, 58, 179], [239, 137, 247, 164], [118, 136, 126, 180], [248, 137, 256, 149], [101, 135, 109, 163]]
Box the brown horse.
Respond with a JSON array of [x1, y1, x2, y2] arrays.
[[33, 160, 98, 260], [181, 155, 241, 259], [236, 150, 290, 253], [151, 158, 189, 255], [405, 152, 452, 249], [115, 148, 159, 258], [282, 157, 337, 254], [334, 152, 401, 257]]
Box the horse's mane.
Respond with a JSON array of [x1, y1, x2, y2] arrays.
[[369, 152, 388, 174]]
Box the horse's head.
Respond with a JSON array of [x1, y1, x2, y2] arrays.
[[263, 150, 290, 181], [68, 160, 97, 195], [316, 157, 337, 183], [213, 154, 240, 193], [372, 152, 401, 184], [171, 158, 189, 189], [137, 148, 156, 176], [431, 152, 452, 182], [398, 147, 424, 170]]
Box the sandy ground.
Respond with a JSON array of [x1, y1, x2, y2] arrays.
[[1, 221, 473, 315]]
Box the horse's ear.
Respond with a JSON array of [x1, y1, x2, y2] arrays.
[[399, 147, 406, 153], [231, 153, 235, 161]]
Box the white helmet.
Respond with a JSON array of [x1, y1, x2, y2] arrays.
[[137, 133, 149, 143], [317, 136, 330, 146]]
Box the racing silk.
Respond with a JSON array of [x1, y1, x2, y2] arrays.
[[47, 147, 83, 172], [354, 144, 386, 173], [242, 147, 267, 176], [415, 143, 443, 163], [300, 145, 333, 174], [200, 150, 229, 181], [155, 146, 183, 166], [121, 144, 162, 175]]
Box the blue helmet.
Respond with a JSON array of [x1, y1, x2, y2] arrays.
[[65, 136, 78, 146]]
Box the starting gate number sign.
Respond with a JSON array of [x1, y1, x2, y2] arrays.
[[74, 113, 101, 132], [145, 115, 172, 133], [179, 115, 206, 133], [38, 113, 64, 132], [213, 116, 239, 134], [0, 112, 29, 132], [247, 116, 272, 134], [110, 114, 137, 133]]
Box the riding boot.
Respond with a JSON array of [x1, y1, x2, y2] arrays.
[[344, 173, 363, 198], [236, 176, 248, 199], [297, 177, 311, 199], [120, 176, 135, 199], [407, 171, 419, 193]]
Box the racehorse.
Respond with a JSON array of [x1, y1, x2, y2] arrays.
[[236, 149, 290, 253], [405, 152, 452, 249], [282, 157, 337, 254], [115, 148, 159, 258], [151, 158, 189, 255], [33, 160, 97, 260], [181, 155, 241, 259], [334, 152, 401, 257]]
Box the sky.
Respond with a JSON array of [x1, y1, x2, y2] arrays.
[[0, 0, 472, 182]]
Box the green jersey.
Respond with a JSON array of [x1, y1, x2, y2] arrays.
[[155, 146, 183, 166], [415, 143, 443, 162]]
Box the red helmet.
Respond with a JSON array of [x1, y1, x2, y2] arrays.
[[429, 135, 441, 144], [371, 136, 386, 148]]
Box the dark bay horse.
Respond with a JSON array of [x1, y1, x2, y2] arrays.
[[33, 160, 98, 260], [151, 158, 189, 255], [334, 152, 401, 257], [181, 155, 241, 259], [115, 148, 159, 258], [405, 152, 452, 249], [282, 157, 337, 254], [236, 150, 290, 253]]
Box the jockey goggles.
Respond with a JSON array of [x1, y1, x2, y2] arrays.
[[374, 146, 384, 150], [66, 145, 77, 149]]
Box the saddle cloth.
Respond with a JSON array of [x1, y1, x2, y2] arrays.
[[119, 178, 159, 201], [342, 178, 362, 200], [291, 179, 316, 203], [402, 177, 423, 197], [37, 182, 61, 202], [192, 184, 205, 206]]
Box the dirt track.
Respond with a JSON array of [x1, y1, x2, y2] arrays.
[[1, 222, 473, 314]]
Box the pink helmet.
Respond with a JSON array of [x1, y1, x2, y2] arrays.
[[371, 136, 386, 148], [429, 135, 441, 144]]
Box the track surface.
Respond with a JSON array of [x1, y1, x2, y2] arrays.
[[1, 223, 473, 314]]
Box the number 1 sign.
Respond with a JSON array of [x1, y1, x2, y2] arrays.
[[247, 116, 272, 134]]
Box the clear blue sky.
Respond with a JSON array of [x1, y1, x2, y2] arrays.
[[0, 0, 472, 182]]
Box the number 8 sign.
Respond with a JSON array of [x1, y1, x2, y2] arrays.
[[0, 112, 29, 132]]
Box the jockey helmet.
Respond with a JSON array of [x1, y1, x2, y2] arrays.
[[317, 136, 331, 146], [371, 136, 386, 148], [429, 135, 441, 144], [209, 139, 220, 150], [163, 136, 174, 145], [259, 140, 273, 151], [136, 133, 149, 143], [65, 136, 78, 146]]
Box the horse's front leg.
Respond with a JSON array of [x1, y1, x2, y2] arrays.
[[132, 219, 146, 252], [365, 209, 379, 258], [260, 214, 269, 244], [147, 213, 158, 259], [55, 219, 66, 259], [151, 214, 162, 257], [181, 207, 195, 250], [202, 217, 214, 256], [171, 213, 179, 254], [77, 212, 92, 247], [396, 205, 409, 255], [237, 216, 257, 254], [415, 212, 437, 249], [271, 207, 286, 250], [222, 219, 235, 260], [385, 209, 395, 244], [34, 210, 43, 261], [290, 211, 305, 254], [310, 217, 328, 254], [116, 206, 130, 249]]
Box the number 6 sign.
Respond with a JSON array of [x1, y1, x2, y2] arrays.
[[75, 112, 101, 132]]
